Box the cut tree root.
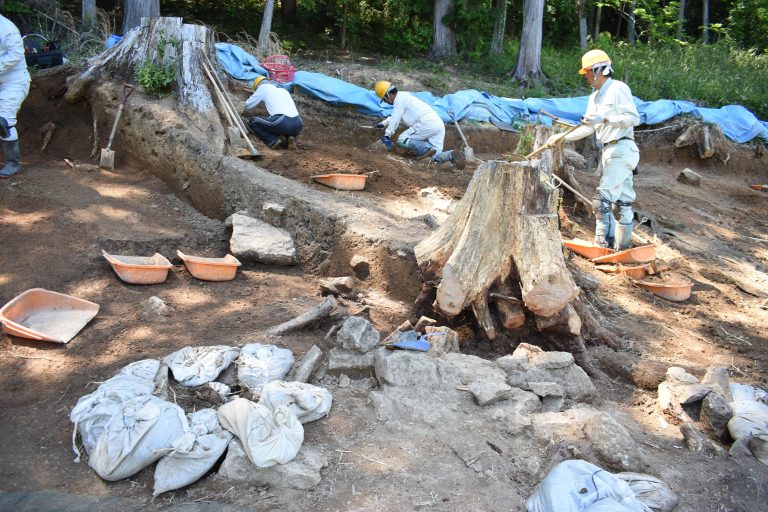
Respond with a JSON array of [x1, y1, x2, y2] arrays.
[[414, 125, 621, 365], [267, 295, 342, 336]]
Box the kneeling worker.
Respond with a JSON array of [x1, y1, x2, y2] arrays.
[[374, 80, 464, 169], [0, 14, 31, 179], [244, 76, 303, 149], [546, 49, 640, 251]]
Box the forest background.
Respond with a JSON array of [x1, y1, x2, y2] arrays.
[[3, 0, 768, 120]]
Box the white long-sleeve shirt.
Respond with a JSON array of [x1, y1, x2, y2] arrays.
[[565, 78, 640, 144], [0, 15, 30, 83], [244, 82, 299, 117], [382, 92, 442, 138]]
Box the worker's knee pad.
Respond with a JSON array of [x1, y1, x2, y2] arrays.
[[592, 195, 612, 215]]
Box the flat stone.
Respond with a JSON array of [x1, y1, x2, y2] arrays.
[[666, 367, 699, 384], [531, 406, 599, 440], [529, 352, 574, 370], [424, 327, 460, 358], [702, 366, 732, 402], [748, 435, 768, 465], [680, 422, 728, 457], [139, 296, 172, 323], [437, 353, 507, 388], [541, 396, 565, 413], [678, 168, 701, 187], [336, 316, 380, 353], [701, 392, 734, 439], [496, 354, 529, 373], [469, 380, 513, 406], [501, 357, 595, 401], [526, 381, 564, 397], [229, 213, 296, 265], [413, 316, 437, 332], [657, 382, 693, 424], [327, 347, 375, 372], [584, 411, 642, 471], [668, 382, 712, 404], [374, 348, 439, 387], [218, 439, 327, 489]]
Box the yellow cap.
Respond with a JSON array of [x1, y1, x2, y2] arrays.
[[579, 49, 611, 75], [253, 76, 267, 90], [374, 80, 393, 99]]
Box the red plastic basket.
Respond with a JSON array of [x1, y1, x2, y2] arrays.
[[262, 55, 295, 84]]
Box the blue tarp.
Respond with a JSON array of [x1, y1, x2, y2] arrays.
[[216, 42, 768, 143]]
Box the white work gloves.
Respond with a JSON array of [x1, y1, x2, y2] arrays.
[[581, 114, 607, 126], [545, 133, 565, 148]]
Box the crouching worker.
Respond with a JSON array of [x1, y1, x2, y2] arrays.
[[545, 49, 640, 250], [244, 76, 303, 149], [373, 80, 465, 169], [0, 14, 31, 179]]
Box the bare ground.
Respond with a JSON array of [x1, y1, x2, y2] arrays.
[[1, 62, 768, 511]]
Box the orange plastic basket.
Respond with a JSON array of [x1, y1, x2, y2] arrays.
[[262, 55, 295, 84]]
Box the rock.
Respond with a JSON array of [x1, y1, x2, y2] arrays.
[[139, 296, 172, 322], [414, 316, 437, 332], [499, 345, 595, 401], [585, 412, 642, 471], [424, 327, 460, 358], [320, 276, 357, 299], [485, 389, 541, 431], [666, 367, 699, 384], [529, 352, 574, 370], [338, 374, 351, 388], [229, 213, 296, 265], [327, 347, 375, 372], [437, 353, 507, 388], [224, 209, 249, 227], [531, 406, 600, 440], [286, 345, 323, 384], [526, 382, 565, 412], [677, 168, 701, 186], [336, 316, 380, 353], [375, 348, 439, 388], [657, 382, 693, 424], [702, 366, 732, 402], [664, 367, 711, 404], [261, 202, 286, 225], [469, 380, 513, 406], [748, 434, 768, 465], [219, 439, 327, 489], [700, 392, 733, 439], [564, 148, 586, 169], [680, 422, 728, 457], [349, 255, 370, 280], [217, 363, 238, 387]]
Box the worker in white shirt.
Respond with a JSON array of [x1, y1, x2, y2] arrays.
[[373, 80, 465, 169], [244, 76, 303, 149], [546, 49, 640, 250], [0, 14, 31, 179]]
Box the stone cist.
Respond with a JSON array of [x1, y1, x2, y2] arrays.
[[373, 80, 465, 169], [244, 76, 303, 150], [546, 49, 640, 250], [0, 14, 31, 179]]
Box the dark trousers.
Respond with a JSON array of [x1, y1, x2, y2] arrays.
[[247, 115, 303, 148]]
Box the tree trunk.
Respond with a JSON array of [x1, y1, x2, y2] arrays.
[[627, 0, 637, 44], [511, 0, 545, 84], [677, 0, 686, 40], [576, 0, 587, 49], [82, 0, 96, 24], [258, 0, 276, 54], [281, 0, 297, 23], [593, 4, 602, 39], [490, 0, 508, 55], [340, 0, 349, 50], [702, 0, 709, 43], [122, 0, 159, 33], [430, 0, 457, 59]]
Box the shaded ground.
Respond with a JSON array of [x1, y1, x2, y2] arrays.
[[1, 62, 768, 511]]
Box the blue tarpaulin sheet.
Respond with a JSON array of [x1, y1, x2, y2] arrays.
[[216, 43, 768, 143]]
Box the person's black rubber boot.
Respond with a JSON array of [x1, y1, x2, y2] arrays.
[[0, 117, 8, 140], [0, 139, 21, 179], [414, 148, 436, 161]]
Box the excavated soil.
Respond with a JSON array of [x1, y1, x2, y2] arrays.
[[1, 63, 768, 511]]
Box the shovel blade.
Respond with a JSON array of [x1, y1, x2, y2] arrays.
[[463, 147, 475, 162], [99, 148, 115, 170], [391, 340, 431, 352]]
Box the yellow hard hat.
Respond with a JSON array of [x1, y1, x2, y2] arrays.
[[579, 49, 611, 75], [253, 75, 267, 90], [375, 80, 393, 99]]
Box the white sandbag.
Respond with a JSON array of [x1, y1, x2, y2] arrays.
[[728, 385, 768, 465], [731, 383, 768, 404], [237, 343, 294, 392], [164, 345, 240, 387], [259, 380, 333, 423], [208, 381, 234, 402], [153, 408, 233, 495], [89, 395, 191, 481], [616, 472, 678, 512], [526, 460, 647, 512], [69, 360, 161, 460], [218, 397, 303, 468]]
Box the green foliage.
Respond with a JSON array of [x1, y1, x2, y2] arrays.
[[0, 1, 34, 15], [728, 0, 768, 52], [444, 0, 495, 59], [136, 32, 179, 98]]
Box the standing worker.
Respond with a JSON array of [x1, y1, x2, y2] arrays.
[[374, 80, 464, 169], [546, 49, 640, 250], [244, 76, 303, 150], [0, 14, 31, 179]]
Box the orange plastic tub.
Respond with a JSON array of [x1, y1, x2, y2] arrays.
[[102, 249, 173, 284], [595, 263, 653, 280], [177, 250, 241, 281], [634, 279, 693, 302], [0, 288, 99, 343], [591, 244, 656, 265], [311, 174, 367, 191], [563, 239, 615, 260]]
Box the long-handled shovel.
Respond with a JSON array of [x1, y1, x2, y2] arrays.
[[448, 110, 475, 162], [100, 84, 134, 169]]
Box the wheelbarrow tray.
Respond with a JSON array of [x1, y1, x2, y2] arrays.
[[102, 249, 173, 284], [590, 245, 656, 264], [563, 239, 615, 260], [177, 250, 241, 281], [0, 288, 99, 343], [311, 174, 367, 191]]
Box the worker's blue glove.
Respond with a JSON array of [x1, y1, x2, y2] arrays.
[[374, 122, 385, 129], [381, 136, 393, 150]]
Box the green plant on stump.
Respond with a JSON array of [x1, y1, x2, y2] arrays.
[[136, 32, 178, 98]]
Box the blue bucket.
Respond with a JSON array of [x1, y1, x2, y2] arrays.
[[105, 34, 122, 49]]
